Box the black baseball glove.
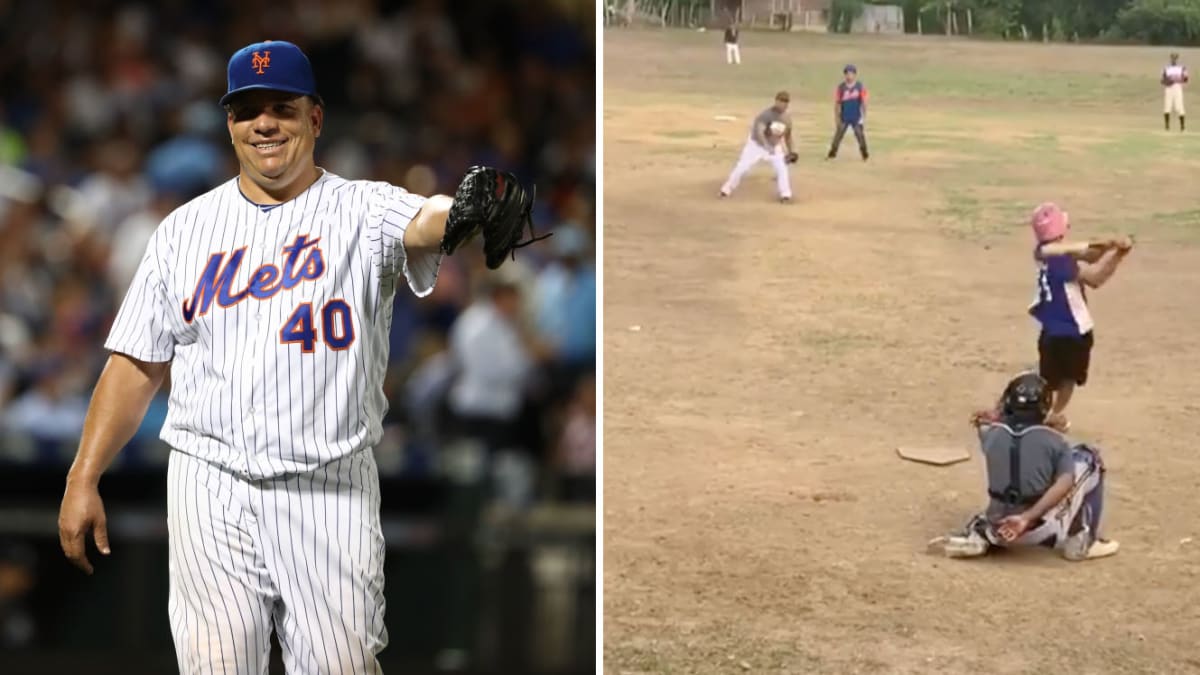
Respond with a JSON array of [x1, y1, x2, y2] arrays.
[[785, 151, 799, 163], [440, 166, 551, 269]]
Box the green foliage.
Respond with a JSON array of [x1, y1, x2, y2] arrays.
[[1116, 0, 1200, 44], [829, 0, 868, 33]]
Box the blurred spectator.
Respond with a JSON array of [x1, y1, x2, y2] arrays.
[[0, 540, 37, 649], [447, 268, 552, 509], [1, 360, 89, 453], [533, 223, 597, 399], [554, 372, 596, 503], [447, 268, 545, 454]]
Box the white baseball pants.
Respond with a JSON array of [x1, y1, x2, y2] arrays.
[[1165, 83, 1185, 115], [725, 43, 740, 64], [167, 449, 387, 675], [721, 137, 792, 199], [1005, 447, 1104, 549]]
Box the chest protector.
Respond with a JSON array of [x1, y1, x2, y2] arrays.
[[987, 428, 1041, 507]]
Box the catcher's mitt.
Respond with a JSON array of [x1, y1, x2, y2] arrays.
[[440, 166, 551, 269], [785, 151, 799, 163]]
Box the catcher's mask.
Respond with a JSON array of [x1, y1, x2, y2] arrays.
[[1001, 372, 1051, 421]]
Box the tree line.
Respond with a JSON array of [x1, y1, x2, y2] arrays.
[[830, 0, 1200, 44]]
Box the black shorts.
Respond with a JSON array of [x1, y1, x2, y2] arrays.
[[1038, 331, 1094, 387]]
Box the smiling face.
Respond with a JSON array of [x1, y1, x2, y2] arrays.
[[225, 90, 323, 201]]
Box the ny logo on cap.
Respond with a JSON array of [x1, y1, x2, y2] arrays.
[[252, 51, 271, 75]]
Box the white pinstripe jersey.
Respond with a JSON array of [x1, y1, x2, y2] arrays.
[[105, 169, 442, 479]]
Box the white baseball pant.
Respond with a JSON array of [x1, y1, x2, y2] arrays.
[[725, 43, 740, 64], [721, 136, 792, 199], [1164, 83, 1185, 115], [1006, 447, 1103, 549], [167, 449, 386, 674]]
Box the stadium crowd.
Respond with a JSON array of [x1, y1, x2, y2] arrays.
[[0, 0, 596, 507]]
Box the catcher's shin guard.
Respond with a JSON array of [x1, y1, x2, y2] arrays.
[[928, 514, 996, 559]]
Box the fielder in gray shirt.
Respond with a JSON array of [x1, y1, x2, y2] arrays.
[[751, 92, 794, 152]]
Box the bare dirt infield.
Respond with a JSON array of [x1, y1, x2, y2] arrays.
[[603, 29, 1200, 674]]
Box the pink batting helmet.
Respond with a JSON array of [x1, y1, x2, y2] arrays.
[[1031, 202, 1069, 242]]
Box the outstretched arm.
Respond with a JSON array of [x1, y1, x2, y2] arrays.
[[60, 353, 169, 573], [403, 195, 454, 252]]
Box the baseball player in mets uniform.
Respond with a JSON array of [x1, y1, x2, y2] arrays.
[[57, 40, 544, 674], [1162, 52, 1189, 131], [826, 64, 869, 161], [719, 91, 796, 203]]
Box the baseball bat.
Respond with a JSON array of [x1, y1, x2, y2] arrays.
[[1039, 237, 1131, 257], [1039, 241, 1101, 256]]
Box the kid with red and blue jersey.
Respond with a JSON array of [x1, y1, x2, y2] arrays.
[[827, 64, 869, 161]]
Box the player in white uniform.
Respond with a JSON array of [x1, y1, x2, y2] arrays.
[[1162, 52, 1189, 131], [719, 91, 797, 203], [57, 40, 544, 674]]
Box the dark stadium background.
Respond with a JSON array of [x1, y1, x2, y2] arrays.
[[0, 0, 596, 672]]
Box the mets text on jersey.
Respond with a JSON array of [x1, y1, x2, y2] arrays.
[[181, 234, 325, 323]]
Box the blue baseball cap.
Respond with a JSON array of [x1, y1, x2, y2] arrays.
[[844, 64, 858, 73], [220, 40, 322, 107]]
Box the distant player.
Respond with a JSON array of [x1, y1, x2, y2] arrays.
[[57, 39, 546, 673], [1027, 202, 1132, 431], [724, 20, 741, 65], [719, 91, 797, 203], [929, 372, 1119, 561], [1161, 52, 1189, 131], [826, 64, 869, 161]]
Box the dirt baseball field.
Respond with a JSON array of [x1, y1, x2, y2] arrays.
[[603, 28, 1200, 674]]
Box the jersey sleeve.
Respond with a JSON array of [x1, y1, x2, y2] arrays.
[[104, 227, 177, 363], [369, 182, 442, 298]]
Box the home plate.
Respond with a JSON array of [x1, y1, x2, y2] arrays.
[[896, 446, 970, 466]]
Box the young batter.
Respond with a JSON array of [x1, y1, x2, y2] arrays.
[[1027, 202, 1132, 429]]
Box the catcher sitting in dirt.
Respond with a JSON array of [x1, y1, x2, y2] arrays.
[[928, 372, 1119, 561]]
